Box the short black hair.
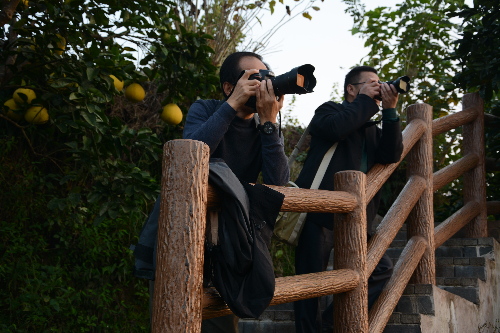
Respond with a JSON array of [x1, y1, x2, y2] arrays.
[[219, 52, 269, 98], [343, 66, 378, 100]]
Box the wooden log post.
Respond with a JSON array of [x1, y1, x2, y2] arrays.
[[462, 93, 488, 238], [152, 140, 210, 333], [406, 103, 435, 285], [333, 171, 368, 333]]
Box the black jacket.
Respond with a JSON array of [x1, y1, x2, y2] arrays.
[[295, 94, 403, 231]]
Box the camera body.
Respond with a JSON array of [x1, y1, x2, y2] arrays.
[[376, 75, 411, 101], [243, 64, 316, 109]]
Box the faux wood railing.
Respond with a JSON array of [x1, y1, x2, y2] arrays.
[[151, 92, 487, 333]]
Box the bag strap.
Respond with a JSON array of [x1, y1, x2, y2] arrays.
[[310, 142, 338, 190]]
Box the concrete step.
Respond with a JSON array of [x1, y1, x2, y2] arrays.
[[238, 303, 295, 333]]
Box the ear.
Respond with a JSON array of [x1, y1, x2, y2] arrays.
[[346, 83, 355, 97], [223, 82, 234, 97]]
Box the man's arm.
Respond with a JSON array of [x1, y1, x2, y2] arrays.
[[260, 130, 289, 186], [183, 100, 237, 153], [374, 110, 403, 164], [310, 94, 380, 143], [374, 83, 403, 164], [256, 79, 289, 186]]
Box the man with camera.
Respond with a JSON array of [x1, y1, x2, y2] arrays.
[[293, 66, 404, 332], [183, 51, 289, 187], [183, 51, 290, 332]]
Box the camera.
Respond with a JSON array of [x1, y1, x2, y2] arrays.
[[376, 75, 411, 100], [243, 64, 317, 109]]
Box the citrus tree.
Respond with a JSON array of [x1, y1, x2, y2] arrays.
[[0, 0, 325, 330], [0, 0, 219, 331]]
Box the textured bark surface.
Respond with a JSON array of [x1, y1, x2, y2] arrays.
[[367, 175, 426, 275], [434, 201, 481, 248], [487, 201, 500, 215], [462, 93, 488, 238], [152, 140, 210, 333], [202, 269, 360, 319], [333, 171, 368, 333], [368, 236, 427, 333], [406, 103, 435, 285], [207, 185, 357, 213], [366, 118, 426, 202], [433, 153, 479, 192], [432, 105, 479, 136]]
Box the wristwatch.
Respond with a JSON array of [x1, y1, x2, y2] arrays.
[[257, 121, 278, 135]]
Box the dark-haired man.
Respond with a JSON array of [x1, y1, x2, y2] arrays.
[[183, 51, 289, 186], [133, 52, 289, 333], [293, 66, 403, 332], [184, 52, 289, 332]]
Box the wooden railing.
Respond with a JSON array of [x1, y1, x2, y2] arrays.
[[151, 92, 491, 333]]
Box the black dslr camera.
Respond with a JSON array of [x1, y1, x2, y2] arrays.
[[376, 75, 411, 100], [243, 64, 317, 109]]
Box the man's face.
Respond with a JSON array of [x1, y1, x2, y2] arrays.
[[348, 71, 381, 104], [222, 56, 268, 100]]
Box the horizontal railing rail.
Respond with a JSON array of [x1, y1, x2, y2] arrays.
[[202, 269, 360, 319], [207, 185, 357, 213]]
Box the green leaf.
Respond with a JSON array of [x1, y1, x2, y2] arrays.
[[302, 12, 312, 20]]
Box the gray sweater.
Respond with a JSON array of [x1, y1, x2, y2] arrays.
[[183, 99, 289, 186]]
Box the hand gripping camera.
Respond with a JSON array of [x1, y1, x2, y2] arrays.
[[376, 75, 411, 100], [243, 64, 317, 109]]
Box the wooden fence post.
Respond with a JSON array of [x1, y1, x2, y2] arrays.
[[334, 171, 368, 333], [406, 104, 435, 285], [462, 92, 488, 238], [152, 139, 210, 333]]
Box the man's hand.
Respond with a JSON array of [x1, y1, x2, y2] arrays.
[[381, 83, 398, 109], [226, 69, 261, 111], [358, 79, 381, 100], [256, 79, 283, 124]]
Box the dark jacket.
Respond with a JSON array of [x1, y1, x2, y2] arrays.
[[295, 94, 403, 231]]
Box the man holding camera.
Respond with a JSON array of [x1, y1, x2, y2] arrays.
[[293, 66, 403, 332], [184, 51, 289, 332], [133, 52, 289, 333], [183, 51, 289, 187]]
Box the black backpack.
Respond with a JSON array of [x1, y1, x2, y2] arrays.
[[205, 160, 284, 318]]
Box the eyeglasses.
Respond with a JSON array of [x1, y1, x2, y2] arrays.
[[350, 82, 366, 86]]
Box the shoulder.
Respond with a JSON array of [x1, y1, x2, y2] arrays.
[[312, 101, 344, 118], [187, 99, 224, 118], [189, 99, 221, 112]]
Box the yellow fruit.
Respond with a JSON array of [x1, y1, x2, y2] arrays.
[[3, 99, 22, 121], [13, 88, 36, 105], [161, 103, 183, 125], [110, 75, 124, 91], [24, 106, 49, 124], [124, 83, 145, 103]]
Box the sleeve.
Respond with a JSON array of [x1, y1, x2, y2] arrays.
[[260, 130, 290, 186], [374, 108, 404, 164], [182, 100, 237, 153], [309, 94, 380, 143]]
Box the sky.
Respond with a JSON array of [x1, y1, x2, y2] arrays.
[[244, 0, 400, 126]]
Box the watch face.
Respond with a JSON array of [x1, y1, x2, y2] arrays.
[[263, 121, 275, 134]]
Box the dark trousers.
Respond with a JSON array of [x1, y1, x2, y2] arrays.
[[149, 280, 238, 333], [294, 221, 393, 333]]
